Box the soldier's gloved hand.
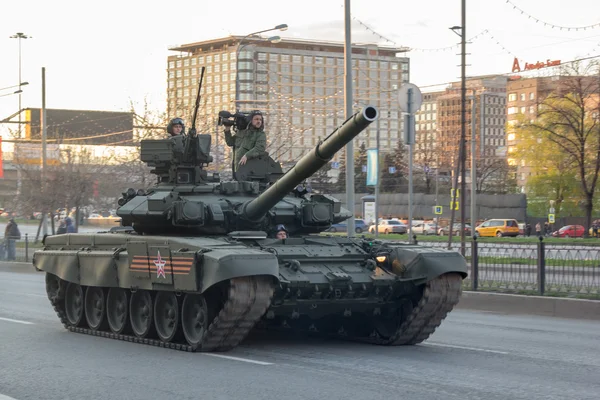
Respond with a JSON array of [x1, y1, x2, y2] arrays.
[[239, 155, 248, 165]]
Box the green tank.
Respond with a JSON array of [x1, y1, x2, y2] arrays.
[[34, 105, 467, 352]]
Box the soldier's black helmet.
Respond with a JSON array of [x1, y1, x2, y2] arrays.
[[167, 118, 185, 135]]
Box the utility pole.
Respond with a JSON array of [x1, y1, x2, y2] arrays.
[[344, 0, 355, 236], [9, 32, 30, 138], [448, 0, 467, 255], [459, 0, 467, 255], [41, 67, 48, 237], [471, 89, 477, 234], [375, 117, 380, 238]]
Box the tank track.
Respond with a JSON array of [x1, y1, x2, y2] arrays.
[[46, 275, 274, 352], [360, 272, 463, 345]]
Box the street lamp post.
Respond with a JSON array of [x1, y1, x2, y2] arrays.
[[10, 32, 31, 138], [235, 24, 287, 111]]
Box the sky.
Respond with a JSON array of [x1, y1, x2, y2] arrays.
[[1, 0, 599, 122]]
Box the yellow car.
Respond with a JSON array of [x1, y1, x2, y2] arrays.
[[475, 219, 520, 237]]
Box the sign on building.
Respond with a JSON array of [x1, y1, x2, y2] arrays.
[[13, 143, 61, 166]]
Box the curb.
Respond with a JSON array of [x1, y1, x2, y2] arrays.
[[457, 291, 600, 321]]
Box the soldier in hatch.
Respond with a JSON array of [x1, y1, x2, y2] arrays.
[[167, 117, 185, 136], [223, 111, 267, 171]]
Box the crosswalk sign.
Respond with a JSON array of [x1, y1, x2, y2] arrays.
[[434, 206, 443, 215], [548, 214, 555, 223]]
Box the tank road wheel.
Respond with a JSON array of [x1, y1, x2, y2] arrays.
[[181, 294, 209, 347], [107, 288, 130, 334], [84, 287, 108, 330], [45, 273, 65, 302], [154, 292, 180, 343], [130, 290, 154, 338], [64, 282, 85, 327]]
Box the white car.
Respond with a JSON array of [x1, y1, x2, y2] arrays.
[[368, 219, 408, 234], [412, 222, 437, 235]]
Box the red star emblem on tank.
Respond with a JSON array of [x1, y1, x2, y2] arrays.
[[154, 251, 166, 278]]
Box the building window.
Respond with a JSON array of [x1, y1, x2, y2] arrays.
[[169, 61, 175, 69], [292, 55, 302, 63], [198, 56, 204, 64], [191, 58, 196, 66], [391, 63, 399, 70], [508, 93, 517, 101], [176, 60, 182, 68], [214, 54, 220, 62], [529, 92, 535, 100], [520, 93, 525, 101], [184, 59, 189, 67], [206, 55, 213, 63]]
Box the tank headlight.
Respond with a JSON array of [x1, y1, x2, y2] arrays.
[[376, 255, 387, 263]]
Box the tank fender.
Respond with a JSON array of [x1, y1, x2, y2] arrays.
[[385, 246, 468, 283], [200, 248, 279, 292], [33, 250, 82, 284]]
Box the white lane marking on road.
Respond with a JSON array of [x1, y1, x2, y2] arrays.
[[0, 394, 19, 400], [0, 291, 46, 298], [203, 353, 273, 365], [0, 317, 34, 325], [424, 342, 508, 355]]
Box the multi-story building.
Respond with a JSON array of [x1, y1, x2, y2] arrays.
[[166, 36, 410, 171], [417, 76, 508, 189]]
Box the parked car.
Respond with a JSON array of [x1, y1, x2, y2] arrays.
[[438, 223, 472, 236], [412, 222, 437, 235], [552, 225, 585, 238], [475, 219, 520, 237], [327, 219, 369, 234], [368, 219, 407, 234]]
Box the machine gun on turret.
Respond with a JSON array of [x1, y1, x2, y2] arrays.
[[140, 67, 215, 185]]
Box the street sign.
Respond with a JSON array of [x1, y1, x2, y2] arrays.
[[549, 207, 556, 214], [548, 214, 555, 223], [397, 83, 423, 114], [434, 206, 443, 215], [389, 166, 396, 174], [361, 165, 367, 173], [331, 161, 340, 169]]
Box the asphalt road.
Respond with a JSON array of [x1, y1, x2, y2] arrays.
[[1, 265, 599, 400]]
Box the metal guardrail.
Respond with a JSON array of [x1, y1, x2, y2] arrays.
[[417, 238, 600, 298], [0, 234, 36, 263], [4, 233, 599, 299]]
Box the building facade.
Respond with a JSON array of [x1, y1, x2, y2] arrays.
[[166, 36, 410, 172], [415, 76, 508, 190]]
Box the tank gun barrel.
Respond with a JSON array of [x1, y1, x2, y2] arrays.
[[243, 105, 378, 220]]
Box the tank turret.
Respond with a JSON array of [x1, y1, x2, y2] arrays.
[[116, 105, 377, 236]]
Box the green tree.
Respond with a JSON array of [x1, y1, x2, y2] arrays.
[[355, 142, 368, 193], [380, 152, 404, 192], [516, 62, 600, 233], [512, 112, 580, 216]]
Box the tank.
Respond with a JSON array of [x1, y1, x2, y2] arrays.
[[33, 105, 468, 352]]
